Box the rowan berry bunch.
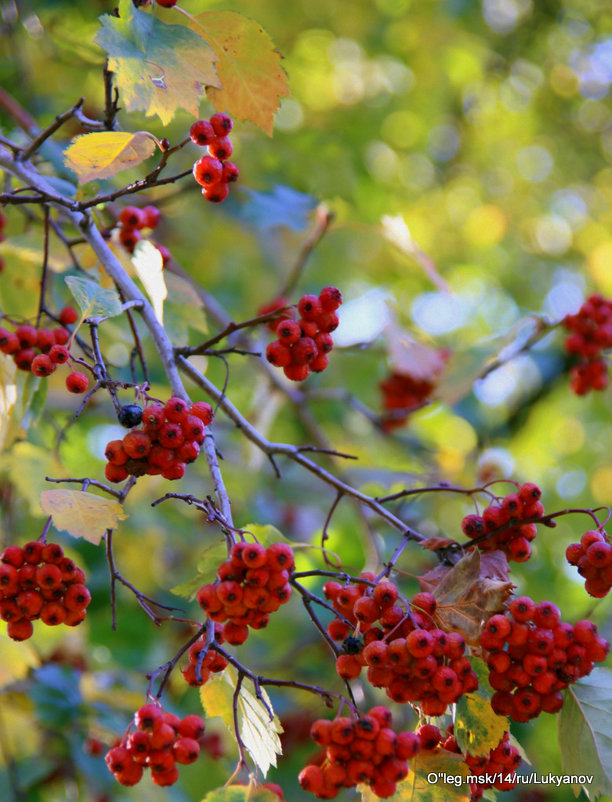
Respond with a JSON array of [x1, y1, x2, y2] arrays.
[[265, 287, 343, 381], [103, 396, 213, 483], [195, 541, 295, 645], [105, 704, 205, 787], [0, 541, 91, 641], [0, 307, 89, 393], [461, 482, 544, 562], [566, 528, 612, 598], [324, 578, 478, 715], [299, 705, 421, 799], [181, 626, 228, 687], [481, 596, 609, 723], [379, 371, 436, 430], [114, 203, 171, 265], [191, 113, 239, 204], [563, 293, 612, 394]]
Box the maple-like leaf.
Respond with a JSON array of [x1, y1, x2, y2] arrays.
[[95, 0, 220, 126], [193, 11, 290, 135], [419, 549, 514, 644]]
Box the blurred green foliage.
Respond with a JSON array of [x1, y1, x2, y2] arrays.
[[1, 0, 612, 799]]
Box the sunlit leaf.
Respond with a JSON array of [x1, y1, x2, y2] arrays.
[[64, 131, 157, 185], [171, 539, 228, 600], [65, 275, 123, 319], [558, 667, 612, 799], [0, 629, 40, 688], [0, 234, 73, 272], [359, 750, 470, 801], [200, 665, 283, 775], [455, 659, 508, 757], [132, 239, 166, 324], [0, 354, 18, 454], [96, 0, 219, 125], [39, 489, 128, 544], [193, 11, 290, 135]]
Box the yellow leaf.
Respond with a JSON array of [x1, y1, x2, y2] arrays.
[[0, 627, 40, 688], [39, 489, 128, 544], [0, 354, 18, 454], [201, 786, 281, 802], [194, 11, 290, 135], [200, 665, 283, 775], [132, 240, 167, 324], [455, 658, 509, 757], [64, 131, 157, 185], [359, 750, 470, 802]]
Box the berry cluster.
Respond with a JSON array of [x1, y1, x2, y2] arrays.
[[0, 542, 91, 641], [103, 397, 213, 483], [563, 294, 612, 394], [181, 626, 228, 687], [105, 704, 205, 787], [195, 542, 294, 645], [566, 529, 612, 598], [461, 482, 544, 563], [481, 597, 609, 722], [417, 724, 521, 800], [114, 204, 171, 265], [265, 287, 343, 381], [299, 706, 421, 799], [0, 308, 89, 394], [324, 579, 478, 715], [191, 113, 239, 203], [379, 372, 436, 430], [258, 296, 293, 331]]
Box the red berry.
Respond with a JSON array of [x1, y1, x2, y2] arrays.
[[283, 363, 309, 381], [36, 328, 55, 352], [59, 306, 79, 326], [210, 113, 233, 136], [142, 205, 161, 229], [0, 329, 19, 354], [202, 183, 230, 203], [276, 319, 301, 345], [49, 344, 70, 364], [266, 340, 292, 367], [119, 207, 146, 229], [7, 618, 33, 641], [31, 353, 55, 377], [319, 286, 343, 311], [222, 161, 239, 182], [208, 136, 233, 161], [298, 295, 323, 320], [190, 120, 216, 146], [193, 155, 223, 186], [66, 372, 88, 393], [190, 401, 214, 426], [15, 325, 37, 348], [53, 327, 70, 345], [15, 349, 36, 371], [119, 227, 140, 251]]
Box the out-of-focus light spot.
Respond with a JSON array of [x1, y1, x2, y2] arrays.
[[482, 0, 532, 34], [499, 79, 531, 112], [550, 63, 579, 97], [590, 466, 612, 503], [576, 99, 609, 131], [399, 154, 435, 191], [93, 646, 111, 664], [550, 189, 589, 229], [534, 214, 572, 255], [427, 125, 460, 162], [474, 356, 541, 407], [465, 205, 508, 246], [2, 1, 17, 24], [275, 99, 304, 131], [381, 110, 422, 149], [446, 186, 481, 224], [377, 57, 414, 95], [87, 425, 124, 460], [437, 447, 465, 475], [328, 37, 362, 62], [517, 146, 553, 182], [557, 470, 586, 499], [437, 415, 478, 454], [543, 275, 584, 320], [477, 447, 515, 482], [364, 141, 399, 183], [333, 70, 364, 104], [106, 343, 129, 366], [333, 288, 392, 347], [23, 13, 43, 37], [411, 293, 467, 335], [579, 71, 609, 100], [551, 418, 585, 455], [587, 240, 612, 293], [483, 168, 514, 197]]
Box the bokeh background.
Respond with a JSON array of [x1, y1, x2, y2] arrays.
[[1, 0, 611, 799]]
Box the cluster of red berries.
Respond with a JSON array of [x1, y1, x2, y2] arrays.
[[181, 625, 228, 687], [191, 113, 238, 203], [0, 542, 91, 641], [195, 542, 294, 645], [461, 482, 544, 563], [0, 307, 89, 394], [481, 597, 609, 723], [379, 371, 436, 430], [103, 397, 213, 483], [566, 529, 612, 598], [114, 204, 170, 265], [324, 579, 478, 716], [417, 723, 521, 800], [264, 287, 343, 381], [299, 706, 421, 799], [105, 704, 205, 787], [563, 294, 612, 394]]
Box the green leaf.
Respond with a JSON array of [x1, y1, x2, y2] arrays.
[[171, 539, 228, 600], [243, 523, 289, 547], [201, 785, 281, 802], [193, 11, 290, 135], [199, 665, 283, 775], [95, 0, 220, 125], [65, 275, 123, 319], [64, 130, 157, 184], [558, 667, 612, 799], [455, 658, 509, 757]]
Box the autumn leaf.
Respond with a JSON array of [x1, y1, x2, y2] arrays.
[[455, 659, 509, 757], [131, 240, 166, 324], [421, 537, 458, 552], [96, 0, 220, 126], [193, 11, 290, 135], [201, 786, 281, 802], [360, 749, 470, 802], [64, 131, 157, 185], [39, 489, 128, 544], [419, 549, 513, 644]]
